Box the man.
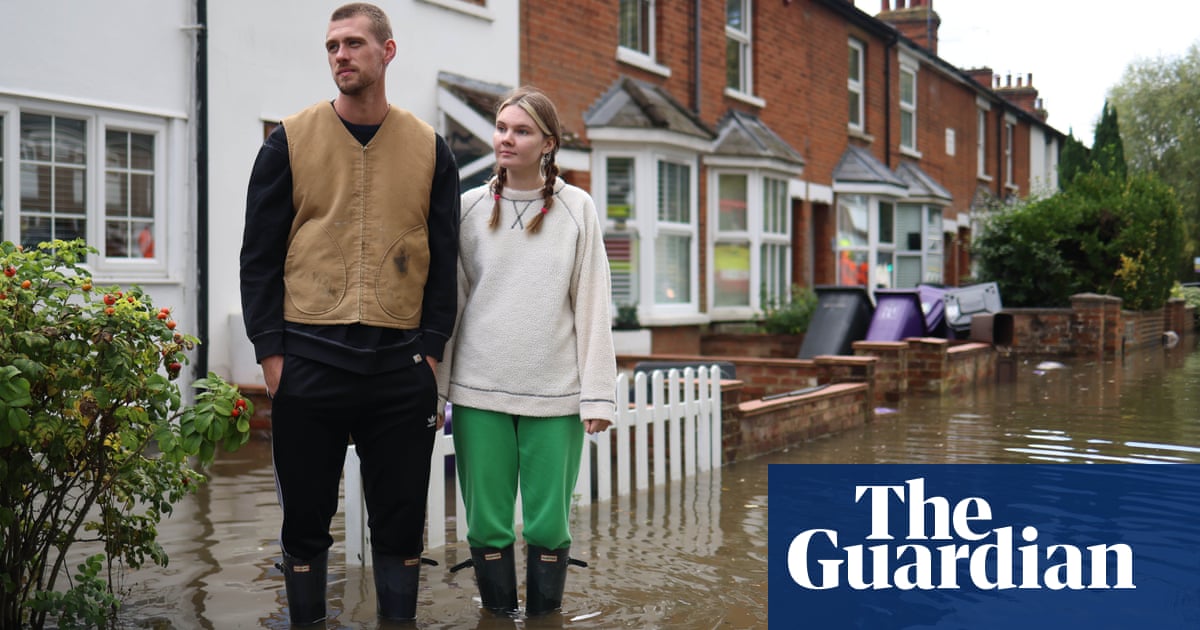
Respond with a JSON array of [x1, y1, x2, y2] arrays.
[[239, 3, 459, 624]]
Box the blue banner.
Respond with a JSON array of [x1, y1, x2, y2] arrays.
[[769, 464, 1200, 629]]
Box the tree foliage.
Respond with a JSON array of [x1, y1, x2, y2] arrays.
[[0, 240, 253, 629], [1058, 131, 1091, 187], [1108, 42, 1200, 278], [973, 171, 1184, 310], [1092, 101, 1128, 181]]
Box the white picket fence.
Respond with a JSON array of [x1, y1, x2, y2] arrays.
[[343, 365, 724, 565]]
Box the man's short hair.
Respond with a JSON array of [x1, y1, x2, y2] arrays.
[[331, 2, 393, 43]]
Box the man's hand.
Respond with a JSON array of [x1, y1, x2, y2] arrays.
[[583, 418, 612, 434], [261, 354, 283, 398]]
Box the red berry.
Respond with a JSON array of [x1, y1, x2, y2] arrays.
[[81, 282, 92, 291], [168, 362, 182, 372], [231, 408, 241, 418], [126, 296, 135, 303], [235, 398, 247, 409], [103, 294, 116, 306], [166, 320, 177, 330], [20, 280, 32, 289], [3, 266, 15, 277], [105, 307, 115, 315], [157, 312, 168, 320]]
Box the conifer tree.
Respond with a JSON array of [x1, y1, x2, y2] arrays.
[[1058, 130, 1090, 188], [1091, 100, 1128, 181]]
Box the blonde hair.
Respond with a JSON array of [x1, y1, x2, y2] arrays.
[[489, 87, 562, 234]]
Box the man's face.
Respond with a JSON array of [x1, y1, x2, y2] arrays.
[[325, 15, 392, 96]]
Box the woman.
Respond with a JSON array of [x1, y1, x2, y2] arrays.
[[439, 86, 617, 617]]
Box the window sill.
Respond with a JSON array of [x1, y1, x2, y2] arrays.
[[724, 88, 766, 108], [899, 146, 922, 160], [617, 48, 672, 78], [847, 126, 875, 143], [417, 0, 494, 20], [977, 173, 993, 183]]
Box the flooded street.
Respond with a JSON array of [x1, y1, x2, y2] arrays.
[[117, 339, 1200, 628]]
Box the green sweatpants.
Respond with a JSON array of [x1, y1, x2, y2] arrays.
[[451, 406, 584, 550]]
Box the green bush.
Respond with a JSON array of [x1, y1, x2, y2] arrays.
[[0, 239, 252, 629], [972, 171, 1184, 310], [759, 285, 818, 335]]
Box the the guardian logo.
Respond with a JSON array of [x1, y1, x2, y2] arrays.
[[786, 477, 1135, 591]]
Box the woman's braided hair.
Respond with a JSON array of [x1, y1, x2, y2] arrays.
[[488, 86, 562, 233]]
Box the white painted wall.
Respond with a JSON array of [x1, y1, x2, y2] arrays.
[[1028, 125, 1061, 198], [0, 0, 199, 377], [206, 0, 518, 383]]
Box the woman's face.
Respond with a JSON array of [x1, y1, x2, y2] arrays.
[[493, 104, 555, 178]]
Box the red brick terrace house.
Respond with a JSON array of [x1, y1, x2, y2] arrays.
[[439, 0, 1064, 355]]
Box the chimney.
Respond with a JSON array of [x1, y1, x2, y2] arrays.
[[877, 0, 941, 55], [995, 72, 1047, 121], [964, 67, 994, 89]]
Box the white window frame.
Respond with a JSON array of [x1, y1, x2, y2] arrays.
[[725, 0, 755, 99], [0, 98, 170, 277], [708, 169, 792, 320], [616, 0, 671, 77], [593, 146, 701, 325], [976, 98, 992, 181], [848, 39, 866, 132], [1004, 114, 1017, 190], [898, 55, 919, 155]]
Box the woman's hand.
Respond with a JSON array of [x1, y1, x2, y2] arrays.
[[583, 418, 612, 434]]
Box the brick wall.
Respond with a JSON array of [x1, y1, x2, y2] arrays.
[[700, 333, 804, 359], [729, 382, 871, 461]]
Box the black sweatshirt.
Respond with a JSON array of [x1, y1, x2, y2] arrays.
[[239, 114, 460, 374]]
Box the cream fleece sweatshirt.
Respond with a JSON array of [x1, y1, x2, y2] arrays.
[[437, 178, 617, 422]]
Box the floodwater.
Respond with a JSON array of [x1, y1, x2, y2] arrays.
[[114, 338, 1200, 629]]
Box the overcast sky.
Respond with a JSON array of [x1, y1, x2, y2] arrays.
[[928, 0, 1199, 145]]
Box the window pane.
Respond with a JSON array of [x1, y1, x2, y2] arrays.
[[848, 91, 861, 127], [837, 195, 868, 247], [20, 114, 89, 248], [896, 255, 922, 288], [21, 114, 53, 161], [763, 177, 788, 235], [55, 118, 87, 165], [848, 45, 860, 82], [926, 207, 943, 254], [900, 71, 915, 104], [874, 250, 893, 289], [607, 157, 635, 221], [714, 242, 750, 307], [104, 129, 156, 258], [760, 242, 788, 306], [897, 203, 922, 250], [726, 37, 742, 90], [901, 110, 914, 148], [619, 0, 649, 54], [605, 233, 639, 307], [878, 202, 894, 244], [657, 161, 689, 223], [718, 173, 747, 231], [726, 0, 744, 30], [655, 234, 690, 304], [838, 249, 869, 286]]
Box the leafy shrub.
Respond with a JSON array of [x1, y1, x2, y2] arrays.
[[0, 240, 252, 629], [972, 171, 1184, 310], [759, 285, 818, 335], [614, 303, 641, 330]]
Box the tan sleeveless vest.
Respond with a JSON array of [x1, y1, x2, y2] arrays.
[[281, 103, 436, 329]]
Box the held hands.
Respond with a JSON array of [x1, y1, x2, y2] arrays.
[[583, 418, 612, 434]]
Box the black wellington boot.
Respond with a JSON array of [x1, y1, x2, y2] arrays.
[[373, 552, 437, 621], [525, 545, 586, 617], [449, 546, 518, 614], [277, 551, 328, 626]]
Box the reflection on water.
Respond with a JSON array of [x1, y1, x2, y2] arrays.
[[118, 341, 1200, 628]]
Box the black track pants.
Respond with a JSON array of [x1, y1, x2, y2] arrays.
[[269, 354, 438, 560]]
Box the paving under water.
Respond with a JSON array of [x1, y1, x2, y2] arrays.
[[112, 338, 1200, 628]]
